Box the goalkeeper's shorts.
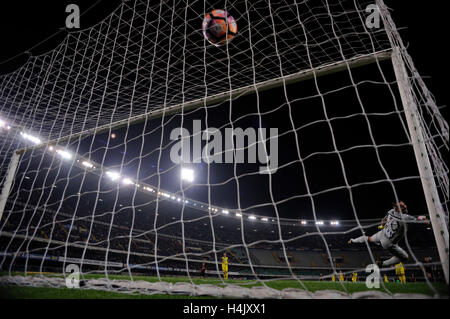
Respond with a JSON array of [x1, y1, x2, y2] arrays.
[[222, 265, 228, 272]]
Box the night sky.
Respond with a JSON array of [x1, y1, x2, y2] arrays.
[[0, 1, 447, 224]]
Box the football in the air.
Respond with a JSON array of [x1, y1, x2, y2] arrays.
[[202, 9, 237, 46]]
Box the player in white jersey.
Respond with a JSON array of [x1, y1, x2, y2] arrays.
[[348, 201, 429, 267]]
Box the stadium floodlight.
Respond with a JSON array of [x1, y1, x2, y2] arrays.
[[222, 210, 229, 215], [106, 171, 120, 181], [249, 215, 257, 220], [0, 119, 10, 129], [180, 167, 194, 182], [0, 119, 10, 130], [235, 212, 242, 218], [122, 178, 133, 185], [331, 220, 340, 226], [81, 161, 94, 168], [20, 132, 41, 145], [316, 221, 324, 225], [56, 149, 72, 160], [261, 217, 268, 222], [301, 220, 308, 225]]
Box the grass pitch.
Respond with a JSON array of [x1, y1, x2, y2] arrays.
[[0, 272, 448, 299]]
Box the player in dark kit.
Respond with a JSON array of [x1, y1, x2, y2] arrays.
[[200, 261, 207, 278]]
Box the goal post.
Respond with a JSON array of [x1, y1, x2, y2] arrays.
[[0, 151, 21, 223], [391, 47, 449, 284]]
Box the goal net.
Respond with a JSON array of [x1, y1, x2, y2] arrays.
[[0, 0, 448, 298]]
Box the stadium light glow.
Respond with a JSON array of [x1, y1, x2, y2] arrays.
[[316, 220, 324, 225], [82, 161, 94, 168], [261, 217, 268, 222], [0, 119, 10, 130], [122, 178, 133, 185], [20, 132, 41, 145], [301, 220, 307, 225], [106, 171, 120, 181], [181, 168, 194, 182], [56, 149, 72, 159], [222, 210, 229, 215], [235, 213, 242, 217], [249, 215, 256, 220], [330, 220, 339, 226]]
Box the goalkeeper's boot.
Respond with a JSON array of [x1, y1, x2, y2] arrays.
[[348, 239, 353, 245]]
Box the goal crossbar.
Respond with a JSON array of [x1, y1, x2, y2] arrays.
[[15, 49, 392, 154]]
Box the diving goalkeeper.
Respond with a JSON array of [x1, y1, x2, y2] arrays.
[[348, 201, 429, 267]]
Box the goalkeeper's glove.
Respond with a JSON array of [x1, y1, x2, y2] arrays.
[[378, 225, 384, 230], [417, 215, 431, 224]]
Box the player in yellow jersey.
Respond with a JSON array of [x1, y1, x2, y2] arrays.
[[384, 274, 389, 283], [339, 270, 345, 282], [331, 274, 336, 282], [222, 252, 229, 280], [351, 272, 358, 283], [395, 262, 406, 283]]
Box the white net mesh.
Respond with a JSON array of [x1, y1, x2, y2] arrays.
[[0, 0, 448, 298]]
